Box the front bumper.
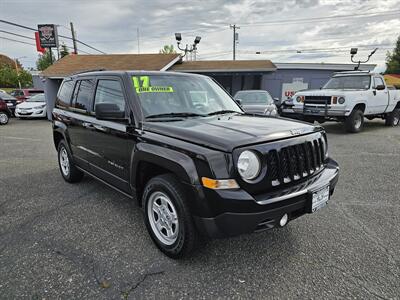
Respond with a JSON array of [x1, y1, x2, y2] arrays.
[[194, 159, 339, 238], [15, 108, 46, 118]]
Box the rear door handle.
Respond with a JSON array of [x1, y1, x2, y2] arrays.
[[82, 122, 94, 128]]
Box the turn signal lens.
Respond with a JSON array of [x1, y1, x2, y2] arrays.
[[332, 96, 337, 104], [201, 177, 239, 190]]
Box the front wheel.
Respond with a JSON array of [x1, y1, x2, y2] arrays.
[[345, 109, 364, 133], [143, 174, 199, 258], [0, 112, 9, 125], [385, 108, 400, 127]]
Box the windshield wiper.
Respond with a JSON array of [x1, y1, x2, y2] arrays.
[[207, 110, 242, 116], [145, 112, 206, 119]]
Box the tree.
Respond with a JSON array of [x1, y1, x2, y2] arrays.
[[0, 65, 32, 88], [60, 43, 69, 58], [385, 35, 400, 74], [36, 50, 55, 71], [159, 44, 177, 54]]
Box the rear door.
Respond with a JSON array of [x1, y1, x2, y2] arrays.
[[67, 78, 96, 168], [85, 76, 131, 193]]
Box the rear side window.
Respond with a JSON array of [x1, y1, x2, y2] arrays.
[[94, 80, 125, 111], [73, 79, 94, 111], [56, 80, 74, 108]]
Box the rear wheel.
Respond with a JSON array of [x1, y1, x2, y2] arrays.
[[0, 112, 9, 125], [385, 108, 400, 126], [57, 141, 84, 183], [143, 174, 199, 258], [345, 109, 364, 133]]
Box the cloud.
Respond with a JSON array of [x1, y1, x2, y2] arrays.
[[0, 0, 399, 70]]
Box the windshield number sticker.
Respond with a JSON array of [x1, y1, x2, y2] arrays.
[[132, 76, 174, 93]]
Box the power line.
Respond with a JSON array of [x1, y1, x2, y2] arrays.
[[239, 10, 400, 27], [0, 36, 36, 46], [0, 19, 106, 54], [0, 29, 34, 40]]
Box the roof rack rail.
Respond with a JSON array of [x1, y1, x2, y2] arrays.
[[72, 68, 107, 75], [333, 70, 371, 75]]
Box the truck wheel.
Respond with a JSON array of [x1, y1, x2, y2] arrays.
[[0, 112, 9, 125], [345, 109, 364, 133], [143, 174, 199, 258], [57, 141, 84, 183], [385, 108, 400, 127]]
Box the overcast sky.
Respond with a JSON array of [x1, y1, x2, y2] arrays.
[[0, 0, 399, 71]]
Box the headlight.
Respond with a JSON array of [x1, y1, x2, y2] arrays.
[[237, 150, 261, 181], [296, 96, 301, 103], [338, 97, 345, 104], [34, 104, 46, 109]]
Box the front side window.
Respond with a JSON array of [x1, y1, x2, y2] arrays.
[[56, 80, 74, 108], [373, 77, 385, 88], [323, 75, 371, 90], [132, 75, 242, 118], [74, 79, 94, 111], [94, 80, 125, 112], [234, 91, 273, 105]]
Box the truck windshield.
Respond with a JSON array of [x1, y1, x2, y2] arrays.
[[132, 75, 243, 118], [323, 75, 371, 90], [234, 91, 273, 105]]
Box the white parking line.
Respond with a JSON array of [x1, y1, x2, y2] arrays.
[[0, 136, 42, 142]]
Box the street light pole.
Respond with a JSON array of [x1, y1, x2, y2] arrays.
[[14, 56, 26, 89], [175, 33, 201, 61]]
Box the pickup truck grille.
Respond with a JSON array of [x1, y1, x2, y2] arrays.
[[267, 137, 325, 186], [304, 96, 331, 105]]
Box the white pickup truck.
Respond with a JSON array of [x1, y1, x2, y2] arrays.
[[285, 71, 400, 133]]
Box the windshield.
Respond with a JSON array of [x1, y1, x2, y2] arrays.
[[0, 92, 15, 99], [234, 91, 273, 105], [133, 75, 242, 118], [323, 75, 371, 90], [26, 94, 45, 102]]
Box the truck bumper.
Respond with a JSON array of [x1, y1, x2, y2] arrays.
[[291, 107, 349, 117], [193, 159, 339, 238]]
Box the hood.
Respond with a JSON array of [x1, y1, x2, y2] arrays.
[[17, 101, 46, 109], [242, 104, 276, 114], [143, 114, 320, 152]]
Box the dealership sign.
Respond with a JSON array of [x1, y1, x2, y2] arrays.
[[281, 78, 308, 101], [37, 24, 59, 48]]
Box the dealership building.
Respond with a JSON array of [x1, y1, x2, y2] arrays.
[[40, 54, 375, 118]]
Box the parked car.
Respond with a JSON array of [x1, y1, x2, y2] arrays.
[[0, 91, 18, 115], [15, 93, 47, 118], [53, 71, 339, 258], [287, 71, 400, 132], [10, 88, 44, 101], [233, 90, 278, 116], [0, 99, 12, 125]]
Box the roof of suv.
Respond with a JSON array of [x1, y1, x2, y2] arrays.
[[67, 70, 209, 80]]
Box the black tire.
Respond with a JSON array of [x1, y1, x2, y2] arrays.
[[385, 108, 400, 127], [57, 140, 84, 183], [142, 174, 199, 258], [0, 111, 9, 125], [345, 109, 364, 133]]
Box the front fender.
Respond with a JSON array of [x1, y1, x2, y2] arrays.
[[130, 142, 200, 189]]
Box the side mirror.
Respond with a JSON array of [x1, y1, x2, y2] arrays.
[[235, 99, 242, 106], [95, 103, 125, 120], [376, 84, 385, 91]]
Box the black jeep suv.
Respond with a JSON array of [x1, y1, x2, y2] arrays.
[[53, 71, 339, 258]]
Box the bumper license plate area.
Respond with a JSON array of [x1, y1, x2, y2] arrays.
[[308, 185, 330, 213]]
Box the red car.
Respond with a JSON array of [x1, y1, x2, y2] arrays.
[[10, 89, 44, 102], [0, 99, 12, 125]]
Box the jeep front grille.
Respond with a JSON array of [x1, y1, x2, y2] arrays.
[[267, 137, 325, 186], [304, 96, 331, 105]]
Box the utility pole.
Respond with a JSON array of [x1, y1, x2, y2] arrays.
[[230, 24, 240, 60], [137, 28, 140, 54], [70, 22, 78, 54]]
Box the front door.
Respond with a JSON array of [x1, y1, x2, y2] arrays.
[[370, 76, 389, 114], [85, 77, 131, 193]]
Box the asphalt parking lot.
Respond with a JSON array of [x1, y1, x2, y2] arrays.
[[1, 118, 399, 299]]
